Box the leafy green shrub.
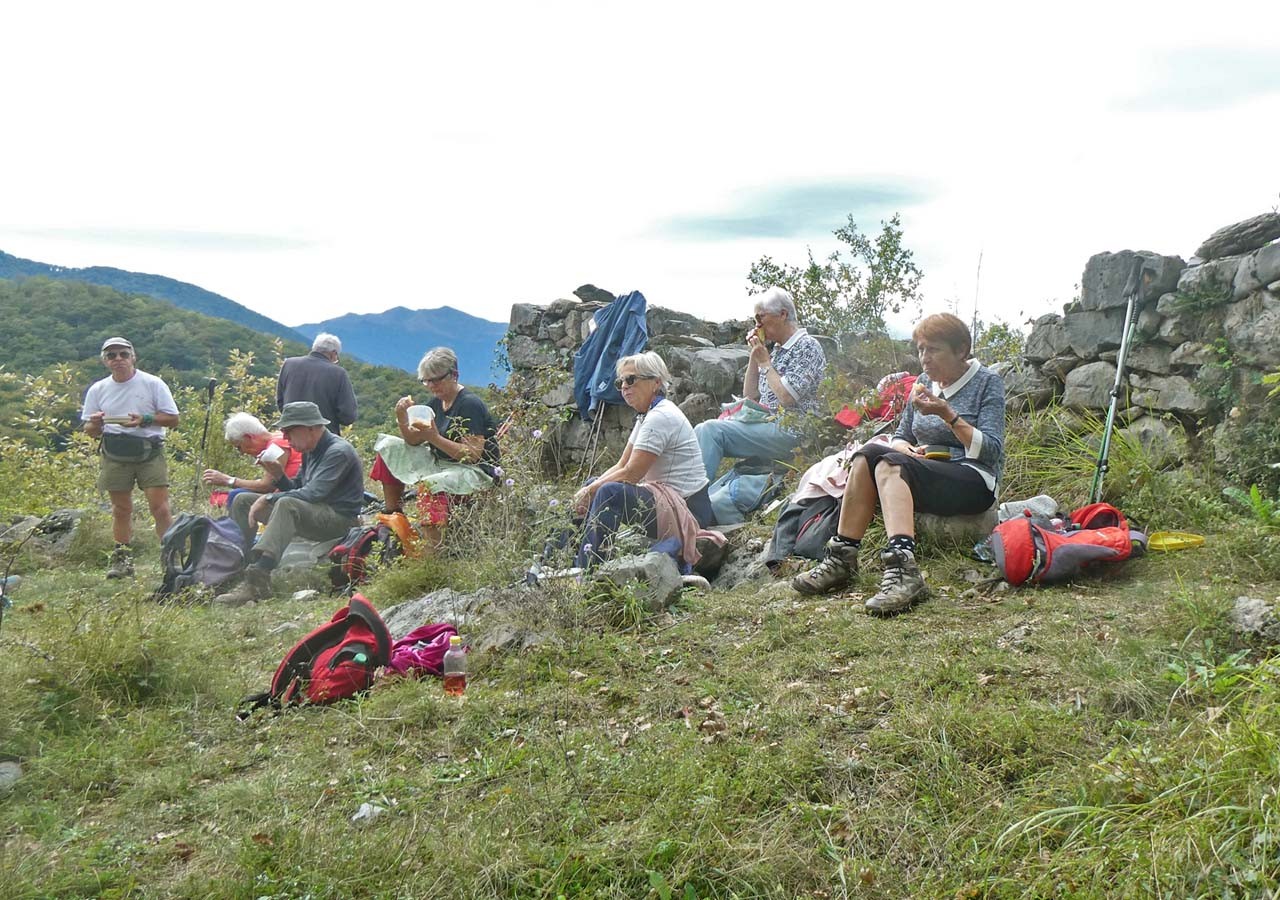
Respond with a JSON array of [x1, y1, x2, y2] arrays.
[[1223, 483, 1279, 529], [972, 317, 1024, 369], [747, 213, 922, 338], [1219, 404, 1280, 498]]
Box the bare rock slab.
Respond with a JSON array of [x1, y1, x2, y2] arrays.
[[1195, 212, 1280, 261], [1230, 596, 1280, 644], [593, 552, 683, 613]]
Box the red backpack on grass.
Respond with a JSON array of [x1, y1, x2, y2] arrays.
[[990, 502, 1148, 587], [238, 594, 392, 718]]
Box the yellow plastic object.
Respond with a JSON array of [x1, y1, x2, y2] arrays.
[[1148, 531, 1205, 551]]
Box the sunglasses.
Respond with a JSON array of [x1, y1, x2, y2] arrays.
[[103, 350, 132, 360], [614, 374, 656, 390]]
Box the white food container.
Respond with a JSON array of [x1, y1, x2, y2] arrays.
[[407, 404, 435, 425]]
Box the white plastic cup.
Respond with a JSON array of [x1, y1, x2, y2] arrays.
[[257, 443, 286, 464], [407, 404, 435, 426]]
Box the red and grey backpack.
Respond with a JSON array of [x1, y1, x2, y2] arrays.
[[989, 502, 1148, 587], [238, 594, 392, 718], [328, 523, 399, 590]]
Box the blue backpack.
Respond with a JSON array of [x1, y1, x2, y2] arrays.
[[708, 458, 790, 526]]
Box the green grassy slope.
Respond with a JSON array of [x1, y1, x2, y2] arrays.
[[1, 511, 1276, 898]]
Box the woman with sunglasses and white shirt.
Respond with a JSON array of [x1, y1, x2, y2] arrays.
[[571, 352, 712, 567]]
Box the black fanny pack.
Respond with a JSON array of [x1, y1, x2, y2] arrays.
[[101, 432, 163, 463]]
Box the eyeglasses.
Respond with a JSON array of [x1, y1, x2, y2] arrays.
[[104, 351, 132, 360], [421, 371, 454, 386], [614, 374, 656, 390], [754, 312, 778, 324]]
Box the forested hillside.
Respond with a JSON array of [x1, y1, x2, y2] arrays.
[[0, 250, 307, 345], [0, 278, 416, 439]]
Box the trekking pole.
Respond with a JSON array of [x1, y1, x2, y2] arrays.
[[192, 378, 218, 505], [1090, 258, 1148, 505]]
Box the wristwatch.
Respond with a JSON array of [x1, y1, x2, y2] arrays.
[[760, 365, 772, 376]]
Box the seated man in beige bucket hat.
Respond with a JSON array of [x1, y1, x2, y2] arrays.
[[215, 401, 364, 606]]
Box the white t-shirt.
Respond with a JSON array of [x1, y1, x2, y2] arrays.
[[627, 399, 708, 497], [81, 370, 179, 440]]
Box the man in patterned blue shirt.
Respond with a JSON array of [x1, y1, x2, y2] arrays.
[[694, 288, 827, 478]]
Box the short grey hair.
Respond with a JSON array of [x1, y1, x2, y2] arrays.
[[312, 333, 342, 354], [224, 412, 269, 443], [417, 347, 459, 381], [616, 351, 673, 393], [754, 287, 798, 324]]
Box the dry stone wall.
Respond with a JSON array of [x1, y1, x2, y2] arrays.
[[1005, 212, 1280, 467], [505, 213, 1278, 478], [506, 285, 755, 474]]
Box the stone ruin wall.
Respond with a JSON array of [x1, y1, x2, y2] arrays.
[[1005, 212, 1280, 470], [505, 212, 1280, 476], [506, 285, 758, 474]]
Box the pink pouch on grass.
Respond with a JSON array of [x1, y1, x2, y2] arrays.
[[386, 623, 459, 677]]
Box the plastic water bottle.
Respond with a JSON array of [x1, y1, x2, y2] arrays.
[[442, 636, 466, 696]]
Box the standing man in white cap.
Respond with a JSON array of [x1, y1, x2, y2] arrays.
[[81, 337, 181, 578]]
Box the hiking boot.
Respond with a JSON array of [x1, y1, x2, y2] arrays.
[[865, 547, 927, 616], [792, 538, 859, 595], [213, 567, 272, 608], [105, 546, 134, 580]]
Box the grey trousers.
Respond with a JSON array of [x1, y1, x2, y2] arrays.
[[230, 492, 356, 568]]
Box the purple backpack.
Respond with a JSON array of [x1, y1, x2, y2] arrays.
[[386, 623, 458, 677], [156, 514, 246, 598]]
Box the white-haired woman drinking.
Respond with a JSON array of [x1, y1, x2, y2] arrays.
[[572, 351, 712, 568], [202, 412, 302, 495], [693, 286, 827, 478], [370, 347, 498, 552]]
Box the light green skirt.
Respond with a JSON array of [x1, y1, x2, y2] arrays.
[[373, 434, 493, 496]]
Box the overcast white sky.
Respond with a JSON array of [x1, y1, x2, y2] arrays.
[[2, 1, 1278, 335]]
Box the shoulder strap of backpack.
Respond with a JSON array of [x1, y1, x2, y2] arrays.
[[347, 593, 392, 667], [346, 527, 381, 576]]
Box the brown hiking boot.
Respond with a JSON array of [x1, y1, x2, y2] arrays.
[[792, 538, 859, 595], [213, 567, 272, 608], [105, 546, 134, 580], [865, 547, 927, 616]]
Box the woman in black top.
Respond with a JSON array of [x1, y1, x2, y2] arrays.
[[370, 347, 498, 552]]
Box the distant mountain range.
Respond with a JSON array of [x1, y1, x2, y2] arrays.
[[0, 250, 509, 383], [296, 306, 508, 386], [0, 250, 308, 345]]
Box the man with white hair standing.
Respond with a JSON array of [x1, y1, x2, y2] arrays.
[[277, 333, 357, 434]]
